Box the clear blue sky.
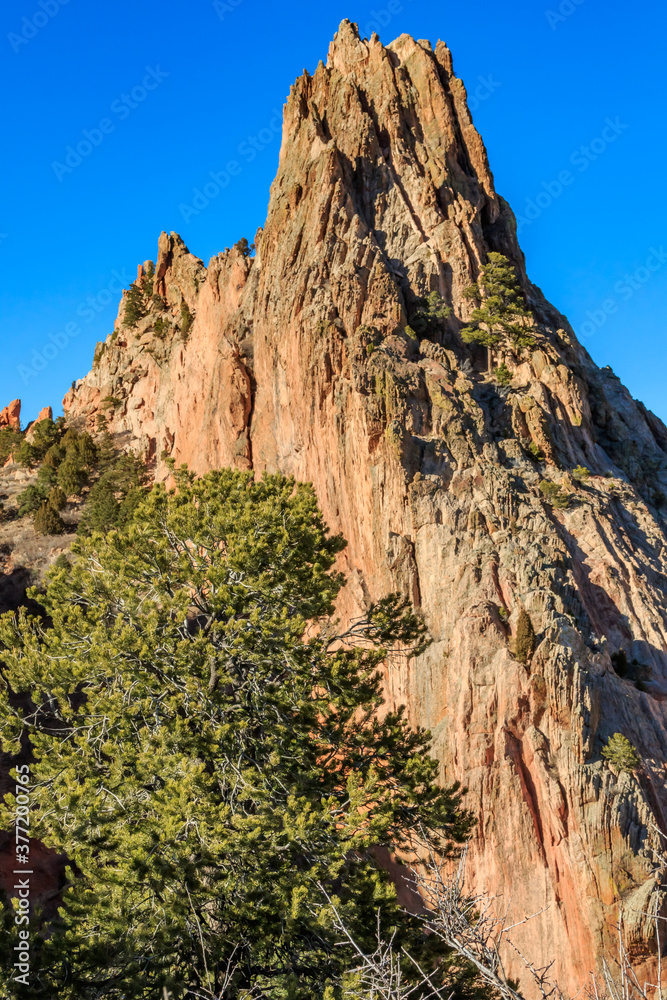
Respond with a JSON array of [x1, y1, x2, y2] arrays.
[[1, 0, 665, 425]]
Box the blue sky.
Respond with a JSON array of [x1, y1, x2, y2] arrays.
[[1, 0, 665, 424]]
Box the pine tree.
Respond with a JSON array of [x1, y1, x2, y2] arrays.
[[33, 501, 65, 535], [57, 458, 87, 496], [123, 281, 146, 328], [514, 608, 536, 664], [144, 260, 155, 297], [601, 733, 641, 773], [78, 454, 149, 536], [47, 486, 67, 511], [0, 428, 24, 465], [407, 291, 452, 339], [180, 301, 194, 339], [234, 237, 255, 257], [17, 483, 48, 516], [0, 468, 478, 1000], [461, 252, 535, 369], [77, 479, 119, 534], [30, 418, 59, 458], [15, 439, 38, 468]]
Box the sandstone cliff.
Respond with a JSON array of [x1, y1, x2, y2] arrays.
[[61, 21, 667, 992]]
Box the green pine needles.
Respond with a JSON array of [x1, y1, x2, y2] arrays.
[[461, 253, 535, 366], [407, 291, 452, 339], [0, 468, 477, 1000], [123, 281, 147, 328], [514, 609, 537, 665], [601, 733, 641, 774]]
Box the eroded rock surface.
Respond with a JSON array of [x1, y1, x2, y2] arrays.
[[62, 21, 667, 992], [0, 400, 21, 430]]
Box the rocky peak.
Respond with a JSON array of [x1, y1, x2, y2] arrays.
[[24, 405, 53, 442], [61, 22, 667, 991], [0, 399, 21, 430]]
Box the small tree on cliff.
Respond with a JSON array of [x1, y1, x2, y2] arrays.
[[461, 253, 534, 370], [514, 609, 536, 664], [602, 733, 642, 774], [0, 468, 481, 1000], [123, 281, 146, 327], [407, 291, 452, 340]]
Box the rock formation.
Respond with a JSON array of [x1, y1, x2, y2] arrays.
[[54, 20, 667, 992], [0, 400, 21, 431], [24, 405, 53, 442]]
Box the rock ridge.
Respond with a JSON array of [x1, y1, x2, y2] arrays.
[[60, 20, 667, 993]]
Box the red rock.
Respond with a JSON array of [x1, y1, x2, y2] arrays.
[[0, 399, 21, 430], [61, 21, 667, 993], [24, 405, 53, 442]]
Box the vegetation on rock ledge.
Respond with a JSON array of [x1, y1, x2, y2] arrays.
[[461, 253, 535, 367]]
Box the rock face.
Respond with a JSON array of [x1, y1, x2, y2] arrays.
[[24, 405, 53, 442], [63, 21, 667, 992], [0, 400, 21, 430]]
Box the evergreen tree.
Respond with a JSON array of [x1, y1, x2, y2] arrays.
[[144, 260, 155, 297], [36, 463, 58, 489], [16, 483, 48, 516], [78, 454, 149, 536], [47, 486, 68, 511], [77, 479, 120, 534], [180, 302, 194, 339], [461, 253, 535, 369], [33, 501, 65, 535], [0, 428, 24, 465], [70, 431, 98, 470], [0, 469, 476, 1000], [514, 609, 537, 665], [57, 458, 87, 496], [234, 237, 255, 258], [14, 439, 38, 468], [407, 291, 452, 339], [30, 418, 59, 458], [601, 733, 641, 774]]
